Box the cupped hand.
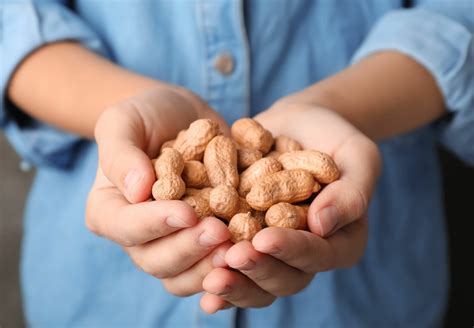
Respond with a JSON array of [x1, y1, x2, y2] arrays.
[[86, 85, 231, 296], [200, 102, 381, 313]]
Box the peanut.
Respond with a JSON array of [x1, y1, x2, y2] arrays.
[[278, 150, 339, 184], [252, 210, 267, 228], [160, 139, 175, 153], [231, 118, 273, 155], [182, 160, 211, 188], [209, 185, 242, 221], [199, 187, 212, 201], [265, 150, 281, 159], [182, 194, 213, 219], [238, 157, 282, 196], [238, 197, 252, 214], [204, 136, 239, 188], [237, 148, 262, 171], [228, 212, 262, 243], [246, 169, 316, 211], [152, 175, 186, 200], [150, 118, 341, 240], [173, 119, 219, 161], [154, 148, 184, 177], [152, 148, 185, 200], [274, 135, 303, 153], [265, 202, 308, 230], [184, 187, 202, 197], [184, 187, 212, 201], [160, 130, 186, 154]]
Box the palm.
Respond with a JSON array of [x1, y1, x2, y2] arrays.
[[101, 87, 228, 159], [255, 103, 381, 260]]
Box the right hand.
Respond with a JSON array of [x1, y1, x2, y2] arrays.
[[86, 85, 232, 296]]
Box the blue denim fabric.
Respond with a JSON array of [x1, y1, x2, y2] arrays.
[[1, 0, 473, 327]]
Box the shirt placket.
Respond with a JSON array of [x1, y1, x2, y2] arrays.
[[197, 0, 250, 124], [194, 1, 248, 326]]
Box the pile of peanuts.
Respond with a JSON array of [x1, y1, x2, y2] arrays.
[[151, 118, 339, 243]]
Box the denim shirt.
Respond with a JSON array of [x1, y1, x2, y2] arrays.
[[1, 0, 473, 327]]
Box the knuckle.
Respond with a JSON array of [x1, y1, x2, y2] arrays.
[[342, 181, 368, 222], [366, 139, 382, 175], [85, 193, 101, 236], [130, 252, 169, 279], [116, 235, 137, 248], [141, 217, 167, 240], [255, 295, 277, 308], [300, 261, 317, 274], [94, 106, 117, 140], [139, 260, 168, 279], [162, 280, 199, 297], [315, 254, 333, 272], [114, 211, 141, 247], [274, 274, 313, 297], [251, 269, 272, 282]]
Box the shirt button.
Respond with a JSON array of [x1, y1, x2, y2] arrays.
[[213, 53, 235, 76], [19, 160, 32, 172]]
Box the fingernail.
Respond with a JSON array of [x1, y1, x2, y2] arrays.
[[316, 206, 339, 236], [235, 259, 256, 271], [124, 170, 142, 199], [198, 231, 223, 247], [212, 251, 227, 268], [166, 215, 191, 228]]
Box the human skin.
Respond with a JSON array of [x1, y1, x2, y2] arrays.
[[200, 52, 445, 312], [7, 43, 445, 312]]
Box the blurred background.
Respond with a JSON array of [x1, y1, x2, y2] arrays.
[[0, 132, 473, 327]]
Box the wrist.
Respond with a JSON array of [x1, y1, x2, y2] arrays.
[[276, 51, 446, 141]]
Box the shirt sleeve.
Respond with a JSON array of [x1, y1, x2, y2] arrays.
[[0, 1, 110, 168], [351, 1, 474, 165]]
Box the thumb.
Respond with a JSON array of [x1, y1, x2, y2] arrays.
[[307, 134, 380, 237], [95, 108, 156, 204], [307, 179, 368, 237]]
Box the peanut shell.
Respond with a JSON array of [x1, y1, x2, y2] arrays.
[[265, 202, 308, 230], [238, 157, 282, 196], [278, 150, 339, 184], [237, 148, 262, 171], [173, 119, 219, 161], [228, 212, 262, 243], [182, 160, 211, 188], [274, 136, 303, 153], [209, 185, 240, 221], [231, 118, 273, 155], [204, 136, 239, 188], [246, 169, 315, 211], [152, 175, 186, 200]]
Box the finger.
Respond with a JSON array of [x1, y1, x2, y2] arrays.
[[94, 107, 156, 203], [308, 178, 367, 237], [255, 107, 380, 237], [126, 217, 230, 279], [200, 293, 233, 314], [308, 134, 380, 236], [171, 87, 231, 137], [202, 268, 276, 308], [253, 222, 367, 273], [161, 242, 233, 297], [86, 183, 198, 246], [225, 241, 313, 296]]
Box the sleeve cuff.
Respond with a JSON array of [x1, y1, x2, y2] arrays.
[[0, 2, 109, 168], [351, 8, 473, 114]]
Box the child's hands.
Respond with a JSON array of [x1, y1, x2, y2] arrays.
[[200, 102, 381, 313], [86, 86, 232, 296]]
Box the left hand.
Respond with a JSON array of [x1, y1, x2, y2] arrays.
[[200, 101, 381, 313]]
